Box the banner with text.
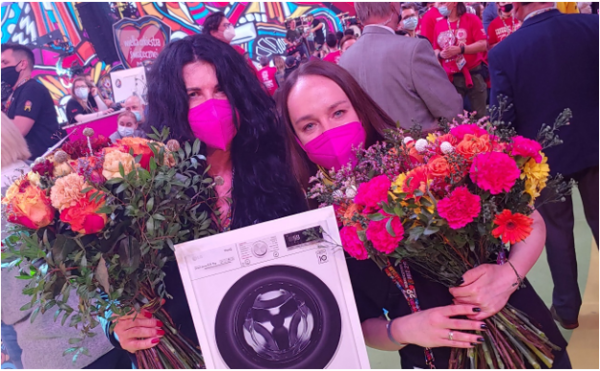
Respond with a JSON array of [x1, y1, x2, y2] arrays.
[[113, 16, 171, 69]]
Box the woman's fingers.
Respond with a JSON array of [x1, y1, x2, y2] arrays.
[[116, 317, 162, 332], [124, 326, 165, 340], [446, 318, 486, 332], [437, 330, 483, 348], [441, 304, 481, 318]]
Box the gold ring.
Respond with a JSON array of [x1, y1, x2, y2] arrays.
[[448, 331, 454, 341]]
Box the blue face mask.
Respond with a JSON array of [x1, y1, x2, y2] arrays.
[[403, 16, 419, 31], [438, 5, 451, 17], [132, 110, 142, 123]]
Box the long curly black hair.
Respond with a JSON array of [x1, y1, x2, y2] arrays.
[[145, 34, 307, 229]]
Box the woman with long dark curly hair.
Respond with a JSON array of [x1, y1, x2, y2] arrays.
[[108, 34, 307, 357]]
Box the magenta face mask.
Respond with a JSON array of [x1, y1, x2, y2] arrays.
[[298, 121, 367, 170], [188, 99, 237, 151]]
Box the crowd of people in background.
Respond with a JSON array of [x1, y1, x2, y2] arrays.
[[0, 1, 598, 369]]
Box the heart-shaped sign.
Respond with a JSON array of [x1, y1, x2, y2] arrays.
[[113, 16, 171, 69]]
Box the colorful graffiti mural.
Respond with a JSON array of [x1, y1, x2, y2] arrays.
[[1, 2, 355, 124]]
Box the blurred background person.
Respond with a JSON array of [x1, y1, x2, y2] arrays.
[[109, 110, 145, 143], [339, 35, 357, 55], [323, 33, 342, 64], [397, 3, 430, 42], [284, 55, 300, 79], [284, 18, 308, 60], [306, 13, 325, 50], [1, 43, 60, 159], [482, 2, 499, 33], [487, 2, 521, 49], [123, 95, 146, 126], [273, 55, 286, 87], [257, 56, 278, 96], [420, 2, 444, 44], [433, 2, 488, 119], [66, 76, 113, 124], [335, 31, 344, 47], [556, 2, 580, 13]]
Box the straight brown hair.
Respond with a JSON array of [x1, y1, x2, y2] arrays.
[[277, 60, 396, 190]]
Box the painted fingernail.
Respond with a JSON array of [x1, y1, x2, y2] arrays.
[[455, 278, 464, 286], [470, 343, 478, 346], [156, 320, 164, 327], [480, 324, 487, 330], [477, 337, 485, 343], [157, 329, 165, 336], [151, 338, 160, 344], [473, 307, 481, 312], [143, 311, 153, 319]]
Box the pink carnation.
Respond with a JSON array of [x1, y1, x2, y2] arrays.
[[340, 226, 369, 260], [354, 175, 392, 214], [510, 136, 543, 163], [366, 217, 404, 254], [450, 124, 488, 141], [437, 186, 481, 229], [470, 152, 520, 195]]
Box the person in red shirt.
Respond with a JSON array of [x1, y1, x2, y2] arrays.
[[257, 56, 278, 96], [433, 2, 488, 119], [487, 2, 521, 49], [202, 11, 260, 78], [420, 4, 444, 44], [322, 34, 341, 64]]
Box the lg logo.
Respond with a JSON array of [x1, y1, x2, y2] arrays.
[[316, 249, 328, 264]]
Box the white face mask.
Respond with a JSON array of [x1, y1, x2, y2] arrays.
[[223, 27, 236, 42], [75, 87, 89, 100], [118, 126, 135, 137]]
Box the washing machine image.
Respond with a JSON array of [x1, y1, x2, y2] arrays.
[[175, 207, 371, 369]]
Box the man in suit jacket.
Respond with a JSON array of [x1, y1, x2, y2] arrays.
[[339, 2, 462, 132], [489, 2, 599, 330]]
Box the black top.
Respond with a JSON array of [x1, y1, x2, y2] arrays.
[[6, 79, 60, 159], [311, 18, 325, 44], [66, 96, 98, 125], [346, 258, 568, 369], [489, 10, 599, 176], [286, 29, 300, 43]]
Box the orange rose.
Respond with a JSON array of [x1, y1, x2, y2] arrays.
[[406, 142, 424, 164], [456, 134, 492, 159], [60, 191, 108, 234], [2, 178, 54, 229], [116, 138, 175, 170], [427, 155, 450, 179], [343, 202, 365, 228]]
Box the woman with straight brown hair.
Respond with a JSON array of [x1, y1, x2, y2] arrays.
[[277, 60, 569, 369]]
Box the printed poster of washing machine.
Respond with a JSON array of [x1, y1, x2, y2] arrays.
[[175, 207, 371, 369]]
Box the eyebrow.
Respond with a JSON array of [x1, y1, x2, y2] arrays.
[[294, 100, 347, 125]]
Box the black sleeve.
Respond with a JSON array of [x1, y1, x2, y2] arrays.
[[346, 258, 391, 323], [87, 95, 98, 111], [11, 83, 44, 121], [66, 99, 86, 124]]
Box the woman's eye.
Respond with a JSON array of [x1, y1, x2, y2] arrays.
[[303, 123, 316, 132], [188, 91, 198, 98], [333, 110, 345, 118]]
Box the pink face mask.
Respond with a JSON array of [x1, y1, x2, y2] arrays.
[[188, 99, 237, 151], [298, 121, 367, 170]]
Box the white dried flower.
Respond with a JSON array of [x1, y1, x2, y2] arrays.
[[345, 185, 357, 199], [440, 141, 454, 154], [403, 136, 414, 144], [415, 138, 429, 152], [333, 190, 344, 199]]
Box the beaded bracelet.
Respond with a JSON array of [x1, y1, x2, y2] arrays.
[[386, 318, 405, 348]]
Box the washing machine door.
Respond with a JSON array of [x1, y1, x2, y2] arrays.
[[215, 265, 342, 369]]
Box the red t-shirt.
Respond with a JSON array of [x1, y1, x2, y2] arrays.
[[487, 16, 521, 47], [323, 50, 341, 64], [433, 13, 486, 71], [420, 7, 444, 45], [258, 66, 278, 96]]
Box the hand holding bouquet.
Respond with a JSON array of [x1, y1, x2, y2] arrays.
[[308, 107, 574, 368], [2, 128, 217, 368]]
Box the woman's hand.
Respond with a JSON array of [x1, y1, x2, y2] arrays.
[[440, 46, 461, 59], [391, 304, 486, 349], [113, 309, 165, 353], [450, 264, 518, 320], [102, 108, 114, 115]]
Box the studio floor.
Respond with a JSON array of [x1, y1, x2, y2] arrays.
[[367, 188, 600, 369]]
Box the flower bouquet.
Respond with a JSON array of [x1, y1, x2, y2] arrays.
[[308, 106, 574, 369], [1, 128, 217, 368]]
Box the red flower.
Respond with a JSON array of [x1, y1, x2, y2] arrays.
[[402, 166, 429, 198], [60, 191, 108, 234], [510, 136, 543, 163], [470, 152, 520, 194], [437, 186, 481, 229], [2, 179, 54, 229], [31, 159, 54, 177], [340, 226, 369, 260], [450, 124, 488, 141], [427, 155, 451, 180], [355, 175, 392, 214], [366, 217, 404, 254], [492, 210, 533, 244]]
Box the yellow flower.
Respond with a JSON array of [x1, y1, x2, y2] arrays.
[[392, 173, 407, 194], [50, 173, 87, 211], [521, 154, 550, 203], [53, 162, 72, 177], [27, 172, 41, 187], [426, 132, 437, 143], [102, 150, 137, 180]]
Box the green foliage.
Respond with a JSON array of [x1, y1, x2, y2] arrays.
[[1, 129, 217, 359]]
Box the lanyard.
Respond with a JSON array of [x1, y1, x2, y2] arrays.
[[383, 259, 436, 368], [524, 7, 555, 22], [4, 78, 30, 112], [446, 17, 460, 46], [500, 16, 517, 36]]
